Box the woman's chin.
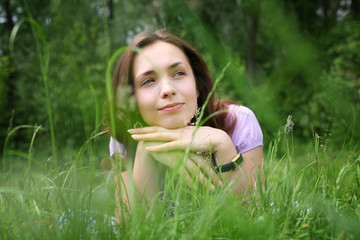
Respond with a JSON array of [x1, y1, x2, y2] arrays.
[[157, 118, 192, 129]]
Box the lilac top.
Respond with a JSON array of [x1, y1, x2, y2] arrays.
[[109, 104, 263, 156], [226, 104, 263, 154]]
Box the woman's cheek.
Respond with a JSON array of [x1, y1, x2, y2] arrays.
[[136, 90, 155, 111], [136, 98, 157, 125]]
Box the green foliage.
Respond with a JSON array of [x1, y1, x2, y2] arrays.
[[0, 56, 10, 110], [1, 0, 359, 153], [0, 55, 11, 127], [322, 20, 360, 144]]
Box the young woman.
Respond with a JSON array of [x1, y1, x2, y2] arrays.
[[108, 29, 263, 217]]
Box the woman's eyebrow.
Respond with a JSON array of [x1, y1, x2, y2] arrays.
[[135, 70, 155, 82], [137, 70, 154, 78], [169, 62, 186, 69], [135, 62, 187, 81]]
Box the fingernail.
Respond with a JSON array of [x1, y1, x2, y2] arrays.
[[145, 146, 153, 151], [131, 134, 139, 139], [127, 129, 135, 133]]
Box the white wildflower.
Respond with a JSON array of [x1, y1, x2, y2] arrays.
[[115, 85, 136, 120], [284, 115, 294, 133]]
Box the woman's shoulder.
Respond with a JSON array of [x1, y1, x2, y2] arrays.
[[227, 104, 263, 153], [228, 104, 252, 112], [227, 104, 257, 121]]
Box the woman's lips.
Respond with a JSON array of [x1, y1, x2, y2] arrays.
[[159, 103, 184, 112]]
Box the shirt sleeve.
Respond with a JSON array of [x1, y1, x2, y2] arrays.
[[227, 105, 263, 154], [109, 136, 127, 157]]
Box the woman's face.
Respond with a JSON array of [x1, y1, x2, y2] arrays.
[[132, 41, 198, 129]]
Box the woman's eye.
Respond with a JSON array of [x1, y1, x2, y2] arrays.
[[142, 78, 155, 86], [173, 70, 185, 78]]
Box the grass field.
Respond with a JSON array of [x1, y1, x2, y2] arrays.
[[1, 125, 359, 240]]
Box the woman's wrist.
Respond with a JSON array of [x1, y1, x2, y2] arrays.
[[213, 153, 243, 173], [213, 129, 238, 166]]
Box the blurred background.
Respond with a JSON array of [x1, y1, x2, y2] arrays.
[[0, 0, 359, 161]]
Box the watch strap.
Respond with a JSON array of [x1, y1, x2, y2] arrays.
[[213, 153, 243, 173]]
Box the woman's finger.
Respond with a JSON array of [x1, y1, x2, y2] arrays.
[[178, 165, 197, 191], [145, 140, 186, 152], [128, 126, 168, 134], [183, 157, 215, 191], [189, 153, 223, 187], [131, 132, 179, 142]]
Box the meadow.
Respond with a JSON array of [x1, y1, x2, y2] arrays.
[[1, 117, 359, 239]]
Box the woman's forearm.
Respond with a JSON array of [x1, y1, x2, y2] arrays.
[[212, 130, 238, 166], [132, 141, 161, 202], [114, 141, 161, 223], [221, 146, 263, 195], [114, 171, 132, 223]]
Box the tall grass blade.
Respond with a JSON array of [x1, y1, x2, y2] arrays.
[[9, 17, 57, 165]]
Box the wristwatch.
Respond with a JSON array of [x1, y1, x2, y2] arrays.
[[213, 153, 243, 173]]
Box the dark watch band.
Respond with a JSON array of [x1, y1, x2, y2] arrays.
[[213, 153, 243, 173]]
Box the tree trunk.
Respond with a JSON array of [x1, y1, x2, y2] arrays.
[[4, 0, 14, 44], [322, 0, 329, 18], [246, 15, 258, 82], [1, 0, 16, 151], [3, 0, 15, 103], [108, 0, 114, 20], [351, 0, 360, 19]]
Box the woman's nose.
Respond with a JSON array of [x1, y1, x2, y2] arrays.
[[160, 78, 176, 98]]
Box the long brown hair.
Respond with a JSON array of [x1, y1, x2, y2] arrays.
[[109, 29, 236, 144]]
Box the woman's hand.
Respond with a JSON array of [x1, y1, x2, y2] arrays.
[[140, 141, 222, 191], [130, 126, 263, 196], [129, 125, 238, 191], [129, 126, 221, 153], [128, 126, 238, 166]]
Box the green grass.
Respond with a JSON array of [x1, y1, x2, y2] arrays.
[[1, 128, 359, 240]]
